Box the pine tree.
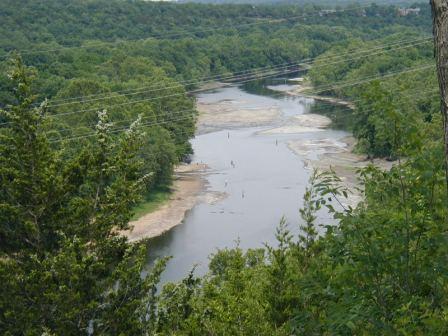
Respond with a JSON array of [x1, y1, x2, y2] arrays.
[[0, 56, 166, 335]]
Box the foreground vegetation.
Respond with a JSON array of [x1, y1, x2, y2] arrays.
[[1, 1, 447, 335]]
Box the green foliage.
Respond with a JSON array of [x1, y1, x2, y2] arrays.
[[1, 1, 447, 335], [148, 162, 448, 335], [0, 58, 168, 335]]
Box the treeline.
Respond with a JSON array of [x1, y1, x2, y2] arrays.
[[183, 0, 419, 5], [0, 0, 430, 53]]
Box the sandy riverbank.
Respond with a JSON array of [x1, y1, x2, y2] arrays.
[[125, 163, 208, 242], [290, 136, 393, 207], [196, 98, 281, 134], [272, 80, 356, 109]]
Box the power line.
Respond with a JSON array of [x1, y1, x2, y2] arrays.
[[42, 35, 430, 106], [1, 35, 430, 122], [1, 61, 435, 131], [44, 65, 438, 143], [51, 86, 440, 139], [21, 39, 434, 122], [46, 89, 438, 173], [50, 90, 440, 144], [45, 38, 431, 109], [56, 60, 434, 119], [0, 67, 299, 126], [299, 63, 435, 96]]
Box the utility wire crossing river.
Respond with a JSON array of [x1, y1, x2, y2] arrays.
[[145, 77, 351, 284]]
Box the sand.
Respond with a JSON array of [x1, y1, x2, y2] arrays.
[[288, 136, 394, 208], [260, 113, 331, 134], [262, 125, 324, 134], [197, 101, 281, 134], [125, 163, 208, 242], [283, 82, 356, 109]]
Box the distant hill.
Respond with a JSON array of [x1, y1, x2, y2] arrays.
[[178, 0, 420, 5]]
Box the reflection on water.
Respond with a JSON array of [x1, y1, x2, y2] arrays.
[[146, 75, 351, 284]]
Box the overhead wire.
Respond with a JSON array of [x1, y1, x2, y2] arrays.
[[49, 86, 440, 141], [0, 37, 429, 125], [26, 36, 431, 111], [44, 65, 438, 143], [1, 52, 435, 132], [1, 61, 435, 133], [41, 35, 431, 107]]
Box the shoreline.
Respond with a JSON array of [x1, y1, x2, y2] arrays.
[[269, 81, 392, 207], [284, 81, 356, 109], [287, 135, 393, 208], [125, 163, 208, 242], [281, 85, 392, 207]]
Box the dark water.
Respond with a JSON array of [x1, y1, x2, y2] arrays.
[[146, 76, 350, 284]]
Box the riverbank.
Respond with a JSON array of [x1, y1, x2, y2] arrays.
[[276, 80, 356, 109], [196, 97, 281, 134], [125, 163, 208, 242], [277, 86, 392, 207], [287, 135, 393, 207]]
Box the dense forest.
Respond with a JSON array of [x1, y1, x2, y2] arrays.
[[183, 0, 419, 5], [1, 0, 448, 335]]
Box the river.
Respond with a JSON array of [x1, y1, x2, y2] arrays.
[[146, 75, 351, 284]]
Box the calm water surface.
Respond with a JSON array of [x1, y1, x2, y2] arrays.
[[146, 76, 350, 283]]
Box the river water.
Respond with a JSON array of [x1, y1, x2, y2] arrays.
[[146, 76, 350, 283]]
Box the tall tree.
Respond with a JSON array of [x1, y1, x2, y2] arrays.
[[0, 57, 166, 335], [430, 0, 448, 194]]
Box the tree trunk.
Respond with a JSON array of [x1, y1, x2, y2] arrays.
[[430, 0, 448, 196]]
